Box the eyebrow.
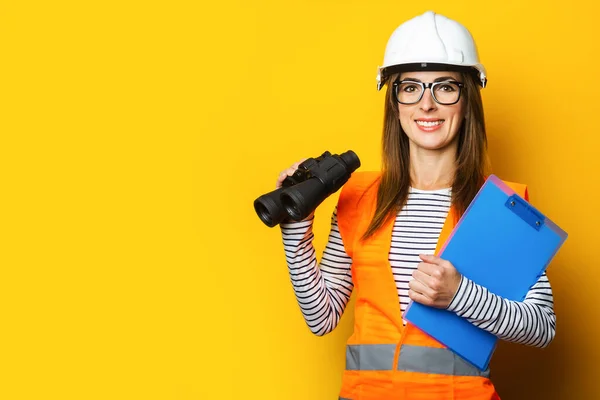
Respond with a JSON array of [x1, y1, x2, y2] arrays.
[[401, 76, 458, 82]]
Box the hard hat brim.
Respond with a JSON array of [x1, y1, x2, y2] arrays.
[[377, 62, 487, 91]]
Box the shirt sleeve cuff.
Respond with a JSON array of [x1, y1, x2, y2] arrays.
[[280, 214, 314, 231], [446, 275, 469, 311]]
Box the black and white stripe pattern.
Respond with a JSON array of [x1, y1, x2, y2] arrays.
[[391, 188, 452, 313], [281, 214, 353, 336], [447, 275, 556, 347], [280, 188, 556, 347]]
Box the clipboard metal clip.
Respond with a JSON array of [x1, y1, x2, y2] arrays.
[[505, 195, 545, 231]]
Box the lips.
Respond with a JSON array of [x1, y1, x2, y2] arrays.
[[415, 119, 445, 127], [414, 118, 445, 132]]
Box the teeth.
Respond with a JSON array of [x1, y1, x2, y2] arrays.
[[416, 120, 444, 127]]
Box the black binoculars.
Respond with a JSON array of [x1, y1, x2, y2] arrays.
[[254, 150, 361, 227]]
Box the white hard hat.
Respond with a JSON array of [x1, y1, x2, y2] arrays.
[[376, 11, 487, 90]]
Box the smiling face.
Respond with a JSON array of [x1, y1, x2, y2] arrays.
[[396, 71, 466, 153]]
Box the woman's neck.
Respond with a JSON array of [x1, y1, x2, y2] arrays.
[[409, 144, 457, 190]]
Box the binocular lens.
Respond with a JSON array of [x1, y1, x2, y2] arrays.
[[255, 202, 275, 227], [253, 189, 287, 227]]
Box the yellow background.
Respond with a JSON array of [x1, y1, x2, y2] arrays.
[[1, 0, 598, 399]]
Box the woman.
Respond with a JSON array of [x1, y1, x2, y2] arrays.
[[277, 11, 555, 399]]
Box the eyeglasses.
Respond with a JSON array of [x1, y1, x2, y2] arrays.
[[393, 80, 464, 105]]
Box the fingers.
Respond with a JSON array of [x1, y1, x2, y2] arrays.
[[416, 260, 436, 276], [408, 277, 435, 300], [411, 256, 461, 309], [412, 269, 437, 291], [419, 254, 442, 264], [276, 168, 294, 186], [292, 158, 306, 168], [408, 289, 433, 306], [419, 254, 454, 273], [275, 158, 307, 188], [276, 167, 297, 188]]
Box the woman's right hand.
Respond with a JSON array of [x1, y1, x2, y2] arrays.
[[276, 159, 306, 189]]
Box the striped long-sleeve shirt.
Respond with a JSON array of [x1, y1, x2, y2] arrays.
[[281, 187, 556, 347]]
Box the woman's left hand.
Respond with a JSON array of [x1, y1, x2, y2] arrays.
[[408, 254, 462, 309]]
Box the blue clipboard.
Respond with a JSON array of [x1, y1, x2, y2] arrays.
[[403, 175, 568, 370]]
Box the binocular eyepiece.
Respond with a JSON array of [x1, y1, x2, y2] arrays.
[[254, 150, 361, 227]]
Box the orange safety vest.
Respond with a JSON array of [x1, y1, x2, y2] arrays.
[[336, 171, 528, 400]]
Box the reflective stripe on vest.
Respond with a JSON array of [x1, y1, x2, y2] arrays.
[[346, 344, 490, 378]]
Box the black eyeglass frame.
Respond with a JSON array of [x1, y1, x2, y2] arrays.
[[392, 80, 465, 105]]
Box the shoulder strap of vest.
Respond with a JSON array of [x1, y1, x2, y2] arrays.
[[336, 171, 381, 258]]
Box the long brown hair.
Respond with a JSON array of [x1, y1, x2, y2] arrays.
[[361, 71, 489, 241]]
